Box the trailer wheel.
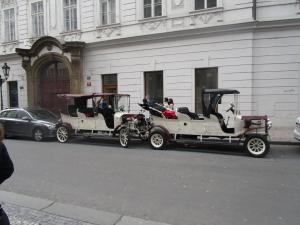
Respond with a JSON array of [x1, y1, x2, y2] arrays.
[[119, 127, 130, 148], [244, 134, 270, 158], [149, 130, 167, 150], [57, 125, 70, 143]]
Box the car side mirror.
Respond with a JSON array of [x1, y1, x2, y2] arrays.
[[22, 116, 31, 121]]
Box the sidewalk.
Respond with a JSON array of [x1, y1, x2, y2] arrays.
[[0, 191, 171, 225]]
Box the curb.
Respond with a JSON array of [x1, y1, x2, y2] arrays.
[[0, 190, 171, 225], [270, 141, 299, 146]]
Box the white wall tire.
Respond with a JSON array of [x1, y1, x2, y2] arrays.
[[149, 131, 167, 150], [57, 126, 69, 143], [244, 135, 270, 158], [119, 127, 129, 148]]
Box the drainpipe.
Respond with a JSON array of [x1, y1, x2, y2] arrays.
[[253, 0, 257, 21]]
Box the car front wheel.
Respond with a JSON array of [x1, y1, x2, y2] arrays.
[[119, 127, 130, 148], [244, 135, 270, 158], [56, 126, 69, 143], [33, 128, 44, 142]]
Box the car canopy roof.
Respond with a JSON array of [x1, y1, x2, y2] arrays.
[[202, 89, 240, 95], [57, 93, 130, 99]]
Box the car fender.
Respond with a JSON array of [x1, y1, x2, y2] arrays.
[[56, 122, 73, 132], [149, 125, 170, 140]]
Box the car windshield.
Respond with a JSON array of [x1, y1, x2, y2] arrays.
[[27, 109, 58, 120]]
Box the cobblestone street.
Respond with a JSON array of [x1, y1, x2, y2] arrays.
[[2, 203, 93, 225]]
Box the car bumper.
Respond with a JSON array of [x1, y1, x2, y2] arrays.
[[44, 128, 57, 138], [293, 128, 300, 141]]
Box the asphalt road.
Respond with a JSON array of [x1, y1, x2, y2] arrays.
[[1, 137, 300, 225]]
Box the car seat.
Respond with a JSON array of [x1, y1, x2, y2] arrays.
[[177, 107, 200, 120]]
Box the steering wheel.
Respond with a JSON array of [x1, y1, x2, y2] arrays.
[[226, 102, 235, 113], [119, 105, 125, 112]]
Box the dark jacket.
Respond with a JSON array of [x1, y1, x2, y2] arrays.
[[0, 143, 14, 185]]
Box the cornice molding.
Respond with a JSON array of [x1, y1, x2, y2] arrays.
[[85, 18, 300, 49]]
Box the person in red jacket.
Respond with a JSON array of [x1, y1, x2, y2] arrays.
[[0, 124, 14, 225]]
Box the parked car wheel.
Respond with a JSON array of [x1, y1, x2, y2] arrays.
[[33, 128, 44, 142], [149, 130, 167, 150], [56, 125, 70, 143], [119, 127, 130, 148], [244, 134, 270, 158]]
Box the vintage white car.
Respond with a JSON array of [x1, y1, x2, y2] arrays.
[[56, 93, 149, 146], [142, 89, 272, 158]]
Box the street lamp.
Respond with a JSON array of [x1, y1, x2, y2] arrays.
[[0, 63, 10, 110]]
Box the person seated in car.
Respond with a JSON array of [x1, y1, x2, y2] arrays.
[[163, 97, 169, 108], [167, 98, 174, 110], [101, 101, 115, 128]]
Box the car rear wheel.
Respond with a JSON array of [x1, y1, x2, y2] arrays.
[[56, 126, 69, 143], [149, 131, 167, 150], [244, 134, 270, 158], [33, 128, 44, 142], [119, 127, 130, 148]]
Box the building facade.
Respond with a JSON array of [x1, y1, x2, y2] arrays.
[[0, 0, 300, 136]]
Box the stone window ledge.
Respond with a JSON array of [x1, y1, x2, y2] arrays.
[[190, 7, 224, 15], [138, 16, 167, 24], [96, 23, 121, 30]]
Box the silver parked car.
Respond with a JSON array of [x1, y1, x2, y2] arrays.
[[294, 117, 300, 141], [0, 107, 58, 141]]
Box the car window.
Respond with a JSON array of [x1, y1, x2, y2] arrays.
[[6, 110, 18, 119], [0, 111, 9, 118], [17, 111, 30, 120], [27, 109, 58, 120]]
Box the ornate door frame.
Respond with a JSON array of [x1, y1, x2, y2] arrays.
[[16, 36, 85, 106]]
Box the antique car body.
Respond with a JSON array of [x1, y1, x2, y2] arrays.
[[143, 89, 272, 157], [56, 93, 147, 146]]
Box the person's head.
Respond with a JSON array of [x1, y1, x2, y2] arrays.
[[164, 97, 168, 102], [168, 98, 174, 105], [101, 101, 108, 109], [143, 98, 148, 104]]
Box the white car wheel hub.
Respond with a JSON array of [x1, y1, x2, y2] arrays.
[[247, 138, 266, 155], [151, 133, 163, 148], [120, 129, 129, 147]]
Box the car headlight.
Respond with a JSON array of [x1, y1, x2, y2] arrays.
[[267, 119, 272, 130], [45, 124, 56, 129]]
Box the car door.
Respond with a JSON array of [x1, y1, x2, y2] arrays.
[[15, 110, 34, 137], [2, 110, 19, 135]]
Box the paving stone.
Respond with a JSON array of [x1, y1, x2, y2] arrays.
[[116, 216, 171, 225], [2, 203, 95, 225]]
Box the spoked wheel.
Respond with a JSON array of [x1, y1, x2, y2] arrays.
[[119, 127, 130, 148], [57, 126, 70, 143], [244, 134, 270, 158], [149, 131, 167, 150], [33, 128, 44, 142]]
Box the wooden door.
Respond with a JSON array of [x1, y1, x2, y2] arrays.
[[40, 62, 70, 114]]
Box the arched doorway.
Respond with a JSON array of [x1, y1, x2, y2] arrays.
[[39, 61, 70, 114]]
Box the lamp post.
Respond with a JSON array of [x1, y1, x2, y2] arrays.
[[0, 63, 10, 110]]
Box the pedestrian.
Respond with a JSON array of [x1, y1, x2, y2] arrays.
[[0, 124, 14, 225]]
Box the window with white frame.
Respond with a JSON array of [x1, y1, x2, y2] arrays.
[[4, 8, 15, 42], [63, 0, 77, 31], [31, 1, 44, 37], [144, 0, 162, 18], [195, 0, 217, 10], [100, 0, 116, 25]]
